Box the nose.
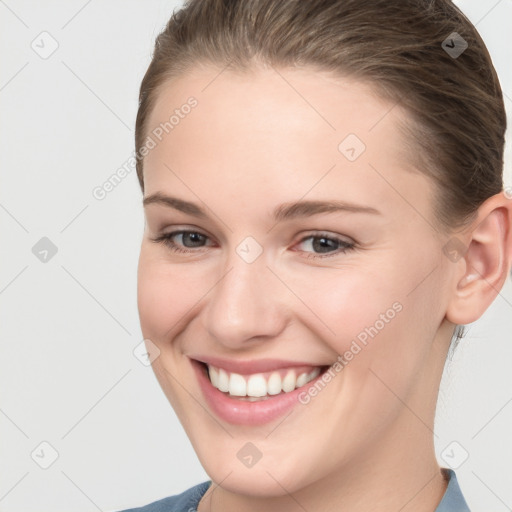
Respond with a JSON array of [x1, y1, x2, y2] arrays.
[[201, 248, 288, 349]]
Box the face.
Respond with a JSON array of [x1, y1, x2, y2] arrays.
[[137, 65, 456, 497]]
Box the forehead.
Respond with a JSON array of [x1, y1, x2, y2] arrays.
[[143, 64, 434, 225]]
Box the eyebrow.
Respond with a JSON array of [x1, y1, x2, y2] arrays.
[[142, 192, 381, 221]]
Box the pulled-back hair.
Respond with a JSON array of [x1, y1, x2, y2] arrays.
[[135, 0, 507, 345], [136, 0, 505, 229]]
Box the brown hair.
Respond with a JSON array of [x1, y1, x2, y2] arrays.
[[135, 0, 506, 344]]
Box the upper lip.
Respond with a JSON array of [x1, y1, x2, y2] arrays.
[[190, 355, 328, 375]]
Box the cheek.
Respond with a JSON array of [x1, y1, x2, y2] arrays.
[[136, 249, 207, 420], [295, 255, 440, 383], [137, 248, 205, 339], [289, 267, 403, 351]]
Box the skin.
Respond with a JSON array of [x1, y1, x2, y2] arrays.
[[137, 64, 512, 512]]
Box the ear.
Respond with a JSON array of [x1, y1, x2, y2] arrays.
[[445, 191, 512, 326]]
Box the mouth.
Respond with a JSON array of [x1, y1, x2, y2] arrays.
[[201, 362, 327, 401], [190, 358, 331, 425]]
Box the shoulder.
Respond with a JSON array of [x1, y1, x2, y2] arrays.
[[116, 481, 211, 512]]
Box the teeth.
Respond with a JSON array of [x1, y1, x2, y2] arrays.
[[296, 372, 309, 388], [206, 364, 323, 398], [282, 370, 296, 392], [208, 366, 219, 388], [267, 372, 282, 395], [217, 368, 229, 392], [246, 374, 267, 397], [229, 373, 246, 396], [309, 367, 321, 381]]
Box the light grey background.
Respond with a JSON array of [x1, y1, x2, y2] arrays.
[[0, 1, 511, 511]]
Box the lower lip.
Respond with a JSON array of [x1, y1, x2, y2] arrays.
[[191, 359, 326, 426]]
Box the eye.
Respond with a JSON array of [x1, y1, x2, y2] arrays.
[[150, 229, 355, 258], [150, 230, 214, 253], [293, 233, 355, 258]]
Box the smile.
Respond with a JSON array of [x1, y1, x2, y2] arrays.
[[206, 364, 322, 400], [191, 358, 331, 425]]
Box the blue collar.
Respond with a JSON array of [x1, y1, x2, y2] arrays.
[[435, 468, 471, 511]]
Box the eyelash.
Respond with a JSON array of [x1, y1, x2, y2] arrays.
[[150, 230, 356, 259]]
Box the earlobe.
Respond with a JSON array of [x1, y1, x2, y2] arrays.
[[445, 192, 512, 325]]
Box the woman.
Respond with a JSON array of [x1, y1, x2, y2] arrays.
[[121, 0, 511, 510]]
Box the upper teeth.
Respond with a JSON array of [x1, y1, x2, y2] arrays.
[[207, 364, 322, 397]]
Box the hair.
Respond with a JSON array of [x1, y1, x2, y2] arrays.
[[135, 0, 507, 349]]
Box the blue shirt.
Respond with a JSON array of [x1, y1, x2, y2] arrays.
[[118, 468, 470, 511]]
